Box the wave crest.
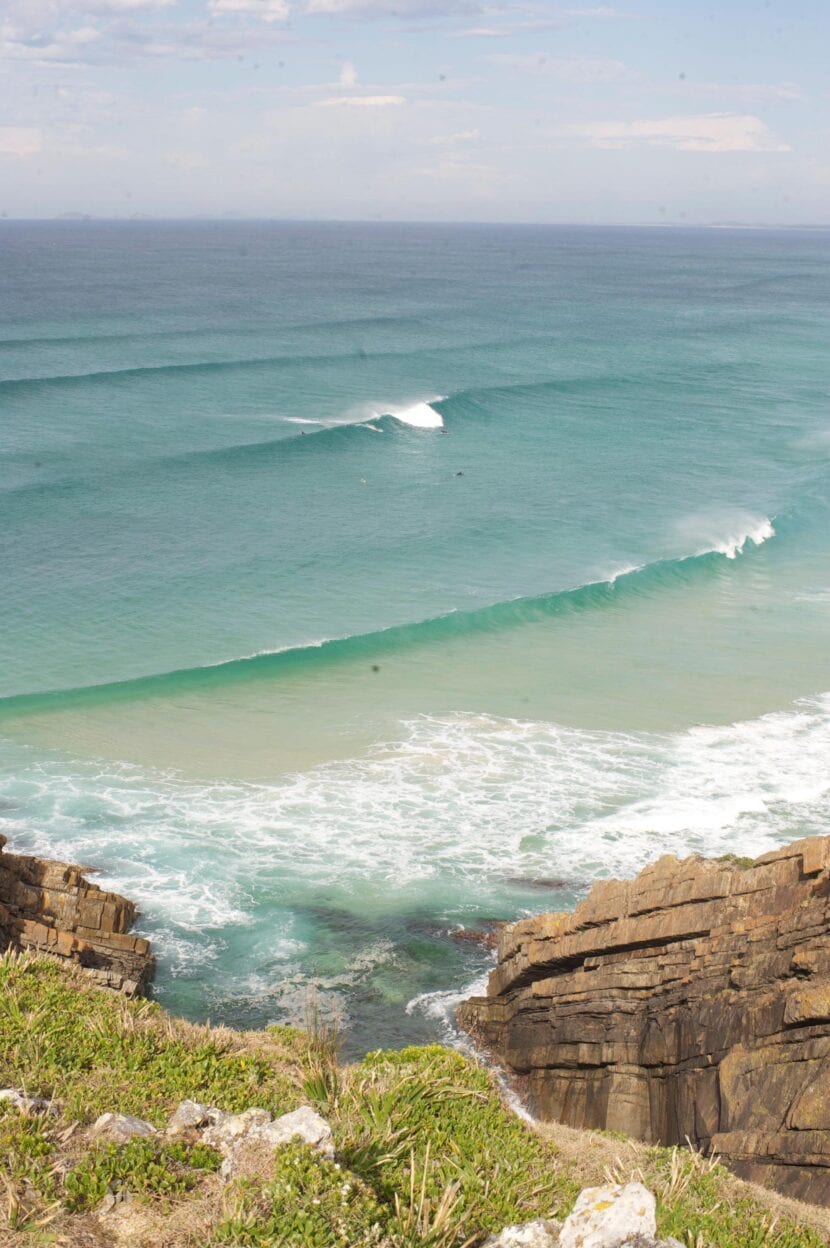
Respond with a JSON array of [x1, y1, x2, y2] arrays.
[[716, 517, 775, 559], [0, 517, 777, 715], [375, 398, 445, 429], [675, 509, 776, 561]]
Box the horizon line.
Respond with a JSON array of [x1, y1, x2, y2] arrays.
[[2, 216, 830, 231]]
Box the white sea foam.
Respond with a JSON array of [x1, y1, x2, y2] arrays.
[[4, 698, 830, 917], [2, 693, 829, 1028], [286, 398, 445, 436], [407, 972, 490, 1041], [606, 562, 644, 584], [675, 509, 775, 560], [211, 940, 396, 1030], [711, 516, 775, 559], [379, 398, 446, 429], [407, 973, 537, 1122]]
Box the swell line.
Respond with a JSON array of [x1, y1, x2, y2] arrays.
[[0, 331, 559, 393], [0, 528, 774, 716], [0, 404, 446, 504], [0, 313, 424, 352], [0, 352, 375, 392]]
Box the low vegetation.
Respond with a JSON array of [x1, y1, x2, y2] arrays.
[[0, 953, 304, 1126], [64, 1137, 222, 1212], [0, 952, 827, 1247], [715, 853, 757, 869]]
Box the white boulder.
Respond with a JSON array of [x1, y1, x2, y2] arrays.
[[483, 1218, 562, 1246], [92, 1112, 157, 1143], [560, 1183, 656, 1248], [201, 1104, 335, 1180], [166, 1100, 226, 1134], [618, 1240, 684, 1248], [260, 1106, 334, 1158], [202, 1107, 271, 1149], [0, 1088, 54, 1115]]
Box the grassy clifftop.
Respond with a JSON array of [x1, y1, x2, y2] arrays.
[[0, 953, 827, 1248]]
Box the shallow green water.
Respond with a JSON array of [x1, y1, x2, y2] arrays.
[[2, 221, 829, 1051]]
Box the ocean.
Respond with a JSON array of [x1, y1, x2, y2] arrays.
[[2, 220, 830, 1053]]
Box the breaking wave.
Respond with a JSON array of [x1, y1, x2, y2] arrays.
[[0, 516, 776, 717], [1, 689, 827, 1041]]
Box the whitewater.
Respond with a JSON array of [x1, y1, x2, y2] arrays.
[[2, 220, 830, 1051]]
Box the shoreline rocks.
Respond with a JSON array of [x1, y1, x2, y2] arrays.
[[0, 834, 154, 994], [458, 836, 830, 1207]]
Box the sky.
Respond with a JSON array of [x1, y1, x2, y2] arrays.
[[1, 0, 829, 222]]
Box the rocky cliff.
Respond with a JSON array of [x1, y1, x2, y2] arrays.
[[458, 836, 830, 1207], [0, 834, 153, 994]]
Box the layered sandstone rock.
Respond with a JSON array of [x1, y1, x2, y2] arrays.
[[458, 837, 830, 1206], [0, 835, 153, 994]]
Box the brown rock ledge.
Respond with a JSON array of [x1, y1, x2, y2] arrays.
[[457, 836, 830, 1207], [0, 834, 154, 994]]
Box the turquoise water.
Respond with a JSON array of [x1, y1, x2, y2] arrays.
[[2, 221, 830, 1052]]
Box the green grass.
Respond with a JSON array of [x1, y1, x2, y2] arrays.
[[64, 1137, 221, 1212], [0, 1102, 58, 1206], [0, 954, 305, 1126], [648, 1149, 828, 1248], [0, 953, 827, 1248], [216, 1143, 390, 1247], [332, 1045, 577, 1240]]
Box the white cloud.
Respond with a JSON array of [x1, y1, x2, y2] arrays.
[[64, 25, 101, 43], [304, 0, 470, 15], [54, 84, 117, 106], [569, 113, 790, 153], [317, 93, 405, 106], [453, 5, 624, 38], [411, 155, 504, 197], [0, 0, 293, 65], [208, 0, 290, 20], [165, 150, 210, 169], [338, 60, 357, 86], [416, 157, 492, 177], [489, 53, 634, 82], [0, 0, 172, 29], [53, 139, 129, 156], [84, 0, 174, 9], [0, 22, 104, 65], [679, 80, 804, 105], [426, 127, 479, 145], [561, 6, 622, 16], [0, 126, 44, 156]]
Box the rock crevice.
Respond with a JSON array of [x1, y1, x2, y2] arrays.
[[458, 836, 830, 1207], [0, 834, 154, 994]]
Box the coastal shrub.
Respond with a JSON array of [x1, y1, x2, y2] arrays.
[[215, 1142, 390, 1247], [716, 853, 756, 869], [650, 1148, 828, 1248], [0, 956, 305, 1124], [64, 1137, 221, 1211], [334, 1045, 578, 1239], [1, 959, 827, 1248], [0, 1101, 57, 1202]]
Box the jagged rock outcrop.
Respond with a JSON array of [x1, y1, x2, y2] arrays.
[[458, 836, 830, 1207], [0, 835, 153, 994]]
